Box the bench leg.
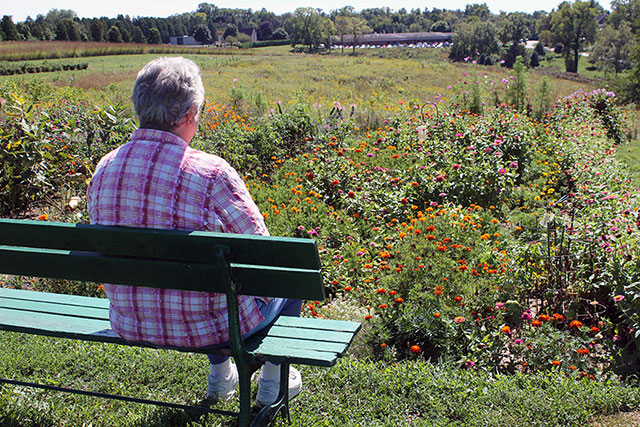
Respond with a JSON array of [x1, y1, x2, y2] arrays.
[[237, 360, 254, 427], [251, 362, 290, 427]]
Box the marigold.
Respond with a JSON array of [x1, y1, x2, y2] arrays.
[[500, 325, 511, 334], [454, 296, 462, 302], [388, 290, 397, 296], [343, 286, 352, 292], [410, 345, 421, 354], [434, 312, 442, 318], [538, 314, 551, 322], [376, 288, 386, 294], [552, 313, 565, 322], [590, 326, 601, 333], [576, 348, 590, 355], [37, 214, 48, 221], [379, 304, 388, 309], [531, 320, 542, 327], [364, 315, 373, 320], [395, 297, 404, 304], [569, 320, 583, 329], [551, 360, 561, 366]]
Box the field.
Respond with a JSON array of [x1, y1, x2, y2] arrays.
[[1, 43, 640, 426]]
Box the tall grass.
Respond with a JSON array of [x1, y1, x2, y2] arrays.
[[0, 41, 255, 62]]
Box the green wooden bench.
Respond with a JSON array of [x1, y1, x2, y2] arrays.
[[0, 218, 361, 426]]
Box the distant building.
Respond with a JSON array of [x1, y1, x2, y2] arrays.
[[169, 36, 199, 46], [334, 32, 453, 47]]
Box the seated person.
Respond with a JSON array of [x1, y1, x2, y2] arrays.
[[86, 56, 301, 405]]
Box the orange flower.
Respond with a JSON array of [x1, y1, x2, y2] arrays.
[[590, 326, 601, 333], [381, 343, 387, 348], [551, 360, 561, 366], [552, 313, 565, 322], [538, 314, 551, 322], [343, 286, 352, 292], [388, 290, 397, 296], [500, 325, 511, 334], [531, 320, 542, 327], [569, 320, 583, 329], [37, 214, 48, 221], [395, 297, 404, 304], [376, 288, 386, 294], [410, 345, 421, 354], [454, 296, 462, 302], [576, 348, 590, 355], [364, 315, 373, 320], [379, 304, 388, 309], [434, 312, 442, 318]]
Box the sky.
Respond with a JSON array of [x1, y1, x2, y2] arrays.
[[4, 0, 612, 22]]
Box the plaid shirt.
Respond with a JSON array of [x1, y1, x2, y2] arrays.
[[87, 129, 269, 348]]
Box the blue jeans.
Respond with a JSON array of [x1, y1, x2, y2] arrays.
[[207, 298, 302, 364]]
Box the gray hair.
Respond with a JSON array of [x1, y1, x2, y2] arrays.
[[132, 57, 205, 131]]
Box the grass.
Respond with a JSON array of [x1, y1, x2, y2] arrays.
[[1, 48, 594, 112], [535, 51, 606, 80], [1, 331, 639, 426], [616, 139, 640, 187]]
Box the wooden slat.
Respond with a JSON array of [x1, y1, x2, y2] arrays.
[[0, 246, 324, 300], [254, 324, 356, 344], [270, 316, 362, 334], [0, 288, 110, 309], [251, 335, 349, 354], [0, 219, 320, 269], [0, 297, 108, 321]]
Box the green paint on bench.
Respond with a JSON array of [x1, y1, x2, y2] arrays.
[[0, 219, 361, 427]]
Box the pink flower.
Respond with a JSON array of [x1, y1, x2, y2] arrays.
[[614, 295, 625, 302], [498, 168, 506, 175], [454, 316, 466, 324], [452, 164, 461, 170]]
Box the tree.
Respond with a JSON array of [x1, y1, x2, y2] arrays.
[[449, 20, 500, 65], [590, 21, 634, 73], [464, 3, 491, 20], [89, 19, 107, 42], [550, 0, 598, 73], [333, 16, 371, 54], [223, 23, 238, 40], [193, 25, 212, 44], [108, 25, 123, 43], [257, 20, 273, 40], [272, 27, 288, 40], [132, 26, 146, 43], [498, 12, 531, 68], [430, 21, 451, 32], [1, 16, 20, 41], [287, 7, 333, 51], [148, 27, 162, 44]]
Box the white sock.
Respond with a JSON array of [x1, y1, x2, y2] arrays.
[[209, 358, 233, 377], [260, 362, 280, 381]]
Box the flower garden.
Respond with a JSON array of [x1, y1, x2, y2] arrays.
[[1, 55, 640, 424]]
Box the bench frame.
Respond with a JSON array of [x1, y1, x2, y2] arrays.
[[0, 219, 361, 427]]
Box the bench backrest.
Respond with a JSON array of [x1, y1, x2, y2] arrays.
[[0, 219, 324, 300]]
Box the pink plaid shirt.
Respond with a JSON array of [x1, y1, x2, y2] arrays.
[[87, 129, 269, 348]]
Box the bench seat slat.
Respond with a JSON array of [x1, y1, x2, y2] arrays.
[[0, 246, 324, 300], [0, 297, 109, 321], [267, 315, 362, 334], [0, 288, 110, 309]]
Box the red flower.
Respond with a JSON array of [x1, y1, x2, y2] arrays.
[[395, 297, 404, 304], [365, 315, 373, 320], [376, 288, 386, 294], [410, 345, 421, 354]]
